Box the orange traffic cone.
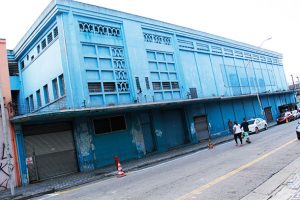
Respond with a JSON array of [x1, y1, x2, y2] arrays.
[[117, 161, 126, 177], [208, 139, 214, 149]]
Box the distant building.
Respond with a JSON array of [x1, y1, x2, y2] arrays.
[[5, 0, 295, 185]]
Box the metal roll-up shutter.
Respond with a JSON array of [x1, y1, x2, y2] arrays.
[[24, 122, 78, 182], [162, 109, 186, 149]]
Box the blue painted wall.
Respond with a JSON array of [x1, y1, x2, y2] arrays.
[[92, 114, 139, 168]]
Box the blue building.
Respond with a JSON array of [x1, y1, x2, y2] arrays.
[[7, 0, 295, 185]]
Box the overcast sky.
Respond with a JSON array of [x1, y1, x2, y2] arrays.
[[0, 0, 299, 84]]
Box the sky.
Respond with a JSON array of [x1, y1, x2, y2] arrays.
[[0, 0, 299, 84]]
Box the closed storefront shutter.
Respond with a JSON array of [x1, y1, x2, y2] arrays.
[[24, 122, 78, 182], [162, 109, 186, 149]]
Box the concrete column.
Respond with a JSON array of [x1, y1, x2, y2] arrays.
[[130, 113, 146, 158], [73, 118, 94, 172]]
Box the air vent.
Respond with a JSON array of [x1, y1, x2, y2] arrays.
[[88, 82, 101, 93], [190, 88, 198, 99]]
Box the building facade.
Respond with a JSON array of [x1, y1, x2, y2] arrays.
[[0, 39, 20, 190], [7, 0, 294, 185]]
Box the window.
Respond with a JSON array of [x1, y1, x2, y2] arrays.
[[26, 97, 30, 112], [8, 62, 19, 76], [103, 82, 116, 92], [21, 61, 25, 69], [26, 55, 29, 60], [135, 77, 141, 92], [53, 27, 58, 38], [94, 115, 126, 134], [152, 82, 161, 90], [31, 55, 34, 61], [36, 90, 42, 108], [37, 45, 41, 54], [171, 82, 179, 89], [58, 74, 65, 96], [41, 39, 46, 49], [162, 82, 171, 90], [145, 77, 150, 89], [47, 33, 53, 44], [88, 82, 101, 93], [29, 95, 34, 111], [43, 84, 50, 104], [52, 78, 59, 100]]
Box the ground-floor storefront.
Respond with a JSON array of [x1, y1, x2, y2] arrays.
[[13, 92, 295, 185]]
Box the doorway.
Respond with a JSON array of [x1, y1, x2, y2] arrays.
[[194, 115, 209, 142]]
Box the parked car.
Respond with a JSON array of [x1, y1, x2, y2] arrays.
[[276, 111, 295, 124], [247, 118, 268, 134], [291, 110, 300, 119], [296, 122, 300, 140]]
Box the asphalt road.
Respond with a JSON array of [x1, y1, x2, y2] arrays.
[[37, 120, 300, 200]]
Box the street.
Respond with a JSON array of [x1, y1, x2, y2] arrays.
[[37, 120, 300, 200]]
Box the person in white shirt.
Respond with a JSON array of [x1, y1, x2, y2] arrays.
[[233, 121, 243, 146]]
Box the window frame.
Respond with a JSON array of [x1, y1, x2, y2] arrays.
[[58, 74, 66, 96], [36, 90, 42, 108], [93, 115, 127, 135], [43, 84, 50, 104], [52, 78, 59, 100]]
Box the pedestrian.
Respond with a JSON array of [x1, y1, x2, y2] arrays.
[[228, 120, 233, 135], [240, 118, 251, 143], [233, 121, 243, 146]]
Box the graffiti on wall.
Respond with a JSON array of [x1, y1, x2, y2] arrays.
[[0, 143, 13, 190]]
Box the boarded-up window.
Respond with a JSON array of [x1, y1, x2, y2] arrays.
[[94, 115, 126, 134]]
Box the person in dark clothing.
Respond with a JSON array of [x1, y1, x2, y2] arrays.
[[240, 118, 249, 132], [240, 118, 251, 143]]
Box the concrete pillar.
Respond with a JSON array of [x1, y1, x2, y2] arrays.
[[130, 113, 146, 158], [73, 118, 94, 172]]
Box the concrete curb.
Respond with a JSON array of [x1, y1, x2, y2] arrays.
[[241, 154, 300, 200]]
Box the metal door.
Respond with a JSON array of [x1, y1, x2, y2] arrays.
[[194, 116, 209, 141], [264, 107, 273, 122], [24, 122, 78, 182], [141, 112, 156, 153], [162, 109, 186, 149]]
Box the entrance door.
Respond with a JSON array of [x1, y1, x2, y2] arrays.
[[141, 112, 156, 153], [162, 109, 186, 149], [264, 107, 273, 122], [24, 122, 78, 182], [194, 116, 209, 141]]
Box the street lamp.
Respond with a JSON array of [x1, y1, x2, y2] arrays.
[[245, 37, 272, 117]]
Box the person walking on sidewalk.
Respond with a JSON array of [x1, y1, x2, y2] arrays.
[[233, 121, 243, 146], [241, 118, 251, 143]]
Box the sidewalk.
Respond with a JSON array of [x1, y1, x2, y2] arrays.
[[0, 134, 234, 200], [242, 155, 300, 200]]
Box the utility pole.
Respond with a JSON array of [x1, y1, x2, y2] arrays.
[[291, 74, 297, 106], [255, 37, 272, 117], [0, 84, 15, 195]]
